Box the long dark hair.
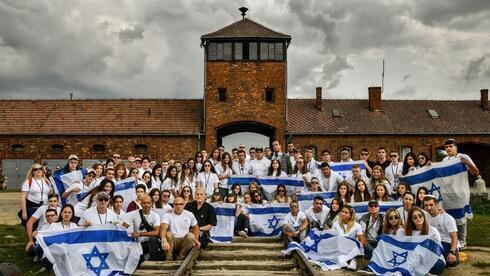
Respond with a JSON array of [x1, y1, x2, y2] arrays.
[[84, 179, 115, 208], [220, 152, 232, 170], [353, 179, 371, 202], [200, 160, 217, 174], [57, 204, 75, 222], [402, 152, 419, 175], [149, 188, 161, 208], [328, 197, 344, 219], [292, 157, 307, 174], [405, 206, 428, 236], [268, 159, 282, 176], [415, 186, 429, 208], [151, 163, 164, 183]]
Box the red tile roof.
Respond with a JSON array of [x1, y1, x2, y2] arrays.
[[287, 99, 490, 135], [0, 99, 202, 135], [201, 18, 291, 41]]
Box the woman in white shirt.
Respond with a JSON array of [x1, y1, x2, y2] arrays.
[[401, 152, 419, 176], [267, 159, 287, 177], [20, 163, 54, 226], [50, 204, 78, 230], [151, 164, 164, 191], [161, 166, 179, 198], [111, 195, 126, 224], [215, 152, 233, 198], [179, 163, 196, 193], [332, 205, 367, 270], [292, 157, 311, 187], [382, 208, 404, 235], [197, 160, 220, 197]]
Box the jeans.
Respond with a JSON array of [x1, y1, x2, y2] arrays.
[[442, 241, 459, 267], [364, 240, 378, 259]]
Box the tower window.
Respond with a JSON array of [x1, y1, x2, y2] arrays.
[[92, 144, 106, 153], [260, 42, 284, 60], [235, 42, 243, 60], [134, 144, 148, 153], [12, 144, 25, 153], [51, 144, 64, 153], [265, 88, 274, 102], [223, 42, 232, 60], [218, 88, 227, 102], [208, 43, 217, 60]]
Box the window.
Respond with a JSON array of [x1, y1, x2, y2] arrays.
[[51, 144, 64, 153], [218, 88, 227, 102], [427, 109, 439, 119], [134, 144, 148, 153], [331, 109, 341, 118], [92, 144, 106, 153], [216, 43, 223, 60], [249, 42, 257, 60], [235, 42, 243, 60], [260, 42, 284, 60], [400, 146, 412, 160], [223, 42, 232, 60], [265, 87, 274, 102], [12, 144, 25, 153], [208, 43, 217, 60]]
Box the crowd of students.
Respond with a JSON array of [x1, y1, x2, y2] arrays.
[[18, 138, 479, 274]]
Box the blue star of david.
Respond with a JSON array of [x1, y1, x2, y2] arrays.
[[387, 250, 408, 267], [302, 231, 323, 253], [428, 183, 442, 201], [82, 246, 110, 276], [267, 215, 282, 230]]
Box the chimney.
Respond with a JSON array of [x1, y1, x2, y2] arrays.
[[315, 87, 322, 111], [368, 86, 382, 111], [481, 89, 488, 110]]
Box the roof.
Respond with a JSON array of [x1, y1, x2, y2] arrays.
[[0, 99, 203, 135], [287, 99, 490, 135], [201, 18, 291, 41]]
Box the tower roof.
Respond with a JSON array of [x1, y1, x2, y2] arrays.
[[201, 18, 291, 42]]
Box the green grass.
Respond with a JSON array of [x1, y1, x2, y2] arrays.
[[0, 224, 47, 275], [467, 200, 490, 247]]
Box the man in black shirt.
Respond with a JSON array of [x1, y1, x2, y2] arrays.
[[185, 187, 217, 248], [360, 148, 377, 178]]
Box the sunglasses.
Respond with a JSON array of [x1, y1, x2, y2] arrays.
[[98, 198, 109, 202], [311, 181, 319, 184], [361, 153, 369, 156], [46, 214, 57, 217], [390, 155, 398, 157], [368, 205, 379, 208], [254, 194, 261, 198], [162, 194, 170, 197], [174, 203, 184, 206], [388, 216, 399, 221], [418, 157, 425, 160], [113, 156, 121, 159], [278, 189, 285, 192], [183, 190, 191, 193], [204, 164, 211, 167], [33, 168, 42, 172], [412, 213, 424, 220]]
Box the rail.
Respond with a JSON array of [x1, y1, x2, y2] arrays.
[[282, 236, 319, 276], [174, 246, 200, 276]]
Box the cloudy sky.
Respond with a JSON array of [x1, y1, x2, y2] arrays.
[[0, 0, 489, 100]]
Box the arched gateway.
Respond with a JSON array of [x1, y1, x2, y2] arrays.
[[216, 121, 276, 149]]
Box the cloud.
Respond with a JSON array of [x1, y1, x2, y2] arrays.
[[118, 25, 144, 43], [463, 55, 487, 82]]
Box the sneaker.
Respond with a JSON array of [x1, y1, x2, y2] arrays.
[[238, 230, 248, 238], [347, 259, 357, 271], [38, 267, 48, 273], [358, 266, 375, 275], [33, 255, 39, 263]]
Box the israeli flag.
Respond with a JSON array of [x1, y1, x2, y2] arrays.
[[247, 203, 290, 236], [210, 203, 236, 243], [350, 201, 402, 220], [75, 177, 137, 212], [258, 176, 305, 199], [330, 160, 366, 179], [399, 159, 472, 224], [37, 224, 141, 276], [368, 234, 444, 276], [283, 229, 364, 270], [51, 169, 87, 205], [227, 175, 259, 192], [296, 191, 336, 212]]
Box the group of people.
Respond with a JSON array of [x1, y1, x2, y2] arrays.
[[18, 138, 480, 274]]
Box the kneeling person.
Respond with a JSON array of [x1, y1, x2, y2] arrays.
[[283, 200, 308, 242], [123, 195, 161, 263], [160, 197, 200, 261]]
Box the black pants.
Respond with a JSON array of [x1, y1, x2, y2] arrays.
[[18, 200, 41, 227], [235, 214, 250, 234], [139, 237, 162, 265], [200, 231, 211, 248]]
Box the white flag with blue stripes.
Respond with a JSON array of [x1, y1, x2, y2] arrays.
[[296, 191, 336, 212], [51, 169, 87, 205], [399, 159, 472, 224], [227, 176, 305, 200], [368, 234, 444, 276], [75, 177, 137, 212], [350, 201, 402, 220], [37, 224, 141, 276], [283, 229, 364, 270], [210, 203, 236, 243], [330, 161, 366, 179], [247, 203, 290, 236]]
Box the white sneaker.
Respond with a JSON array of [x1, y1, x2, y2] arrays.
[[347, 259, 357, 271], [238, 230, 248, 238], [33, 255, 39, 263]]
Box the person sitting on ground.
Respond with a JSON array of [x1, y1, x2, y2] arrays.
[[226, 192, 249, 238], [160, 197, 200, 261], [26, 194, 61, 240], [336, 181, 352, 203], [127, 184, 147, 212], [396, 192, 417, 225], [325, 197, 343, 229], [382, 208, 404, 235], [359, 200, 383, 259], [79, 192, 118, 226], [185, 188, 217, 248], [25, 208, 57, 266], [123, 195, 161, 264], [250, 191, 267, 204], [304, 196, 329, 230], [49, 204, 78, 230], [424, 195, 459, 268], [282, 200, 308, 242]]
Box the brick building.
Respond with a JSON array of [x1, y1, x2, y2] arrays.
[[1, 15, 489, 187]]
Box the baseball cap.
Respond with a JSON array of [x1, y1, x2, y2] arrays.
[[256, 147, 263, 152], [68, 154, 79, 161], [368, 200, 379, 206], [86, 168, 96, 175], [97, 191, 110, 201], [213, 188, 221, 195]]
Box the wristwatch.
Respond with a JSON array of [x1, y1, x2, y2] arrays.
[[450, 250, 457, 255]]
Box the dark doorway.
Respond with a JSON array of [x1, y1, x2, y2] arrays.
[[216, 121, 276, 148], [458, 143, 490, 185]]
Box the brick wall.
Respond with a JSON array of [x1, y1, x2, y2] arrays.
[[204, 61, 287, 149], [0, 135, 200, 164]]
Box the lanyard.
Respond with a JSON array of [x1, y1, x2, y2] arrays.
[[204, 173, 211, 188], [33, 178, 44, 203], [97, 211, 107, 224]]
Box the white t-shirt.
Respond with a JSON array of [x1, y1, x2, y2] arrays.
[[79, 207, 118, 226], [293, 171, 312, 184], [270, 170, 288, 177], [306, 159, 320, 175], [161, 210, 197, 238], [196, 172, 219, 196], [160, 178, 178, 191], [124, 209, 160, 242], [64, 181, 94, 206], [48, 222, 78, 231], [32, 206, 61, 229], [427, 212, 457, 243], [250, 158, 271, 177], [215, 163, 232, 188], [284, 211, 307, 229], [332, 221, 363, 239], [443, 153, 476, 167], [180, 176, 197, 192], [151, 176, 163, 191], [22, 178, 52, 205], [232, 161, 252, 175], [385, 162, 403, 189], [316, 171, 343, 192], [305, 206, 330, 227], [397, 225, 442, 243]]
